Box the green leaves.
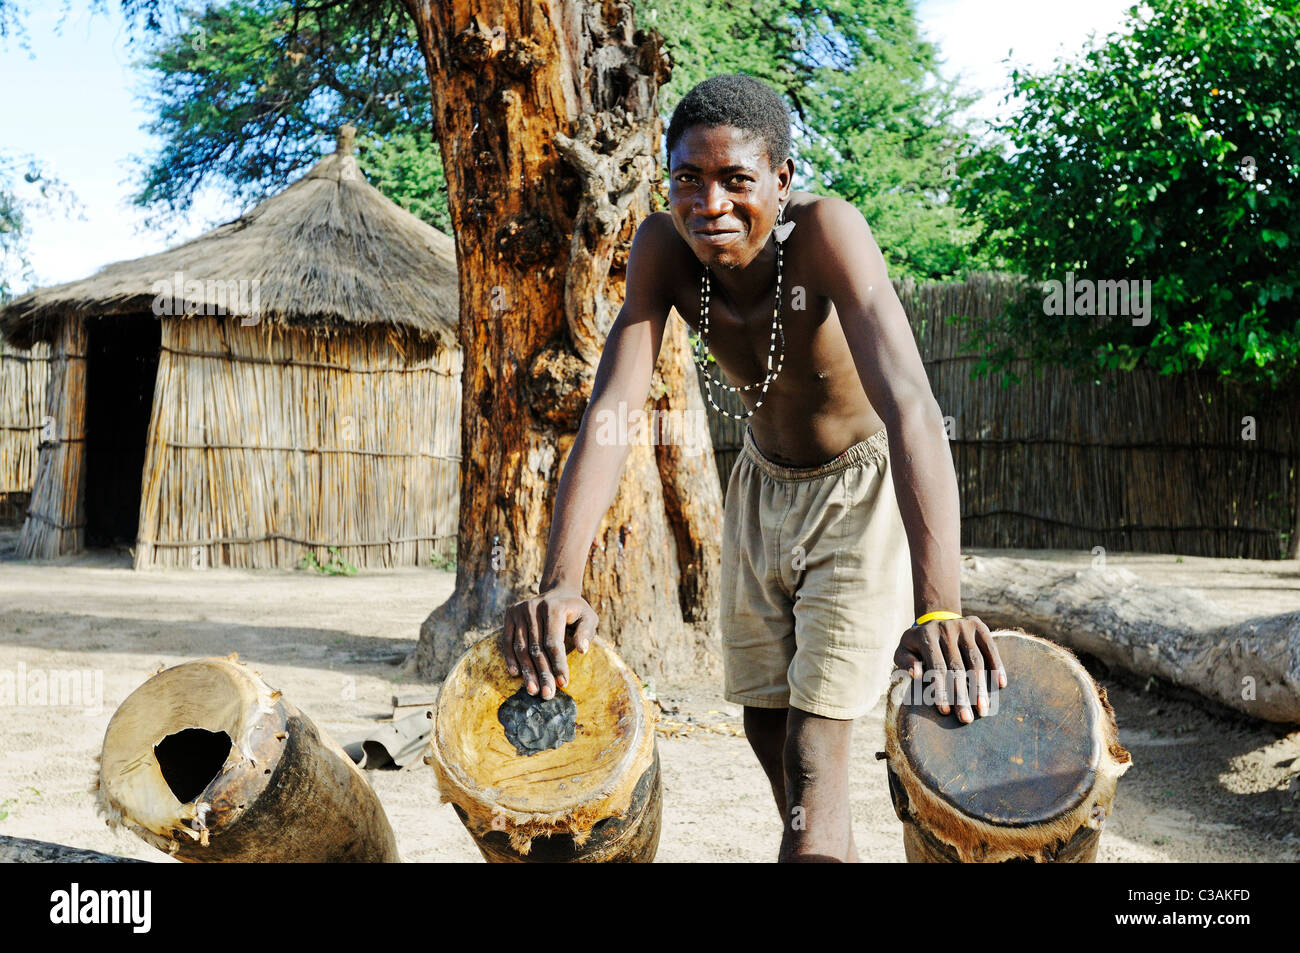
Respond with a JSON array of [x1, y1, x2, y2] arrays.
[[298, 545, 358, 577], [131, 0, 444, 231], [954, 0, 1300, 389], [131, 0, 989, 280], [1261, 228, 1290, 248]]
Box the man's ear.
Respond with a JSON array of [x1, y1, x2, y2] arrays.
[[779, 156, 795, 197]]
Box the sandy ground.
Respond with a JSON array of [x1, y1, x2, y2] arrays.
[[1, 535, 1297, 863]]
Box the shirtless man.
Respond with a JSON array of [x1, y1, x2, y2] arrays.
[[502, 74, 1006, 862]]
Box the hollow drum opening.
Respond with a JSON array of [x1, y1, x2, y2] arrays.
[[154, 728, 233, 804]]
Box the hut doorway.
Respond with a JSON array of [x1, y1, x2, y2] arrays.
[[84, 318, 161, 549]]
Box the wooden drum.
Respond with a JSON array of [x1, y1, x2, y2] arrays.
[[428, 631, 661, 863], [98, 656, 399, 862], [883, 630, 1132, 863]]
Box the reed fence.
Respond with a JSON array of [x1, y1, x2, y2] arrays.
[[699, 274, 1299, 559]]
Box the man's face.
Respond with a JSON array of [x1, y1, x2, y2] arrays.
[[668, 124, 793, 271]]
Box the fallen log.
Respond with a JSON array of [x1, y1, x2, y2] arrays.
[[97, 656, 400, 862], [961, 555, 1300, 724], [0, 834, 149, 863]]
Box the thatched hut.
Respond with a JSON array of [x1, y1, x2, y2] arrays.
[[0, 127, 462, 569]]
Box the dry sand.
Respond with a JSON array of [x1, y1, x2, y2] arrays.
[[1, 535, 1297, 862]]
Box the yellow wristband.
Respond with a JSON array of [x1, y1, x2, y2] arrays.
[[914, 610, 962, 626]]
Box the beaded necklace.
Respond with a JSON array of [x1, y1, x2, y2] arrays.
[[692, 204, 794, 421]]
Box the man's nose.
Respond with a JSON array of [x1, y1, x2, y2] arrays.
[[695, 181, 732, 218]]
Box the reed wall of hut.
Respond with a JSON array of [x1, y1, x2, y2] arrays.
[[133, 316, 462, 570], [0, 337, 50, 525], [700, 273, 1299, 559], [18, 316, 86, 557]]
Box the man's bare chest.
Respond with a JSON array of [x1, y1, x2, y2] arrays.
[[672, 270, 837, 384]]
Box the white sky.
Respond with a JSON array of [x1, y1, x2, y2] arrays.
[[917, 0, 1139, 124], [0, 1, 1138, 290]]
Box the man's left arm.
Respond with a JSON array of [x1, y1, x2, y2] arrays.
[[806, 198, 1005, 723]]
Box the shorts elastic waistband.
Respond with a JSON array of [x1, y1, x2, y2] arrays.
[[742, 425, 888, 482]]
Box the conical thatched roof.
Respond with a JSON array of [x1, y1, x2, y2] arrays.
[[0, 127, 459, 349]]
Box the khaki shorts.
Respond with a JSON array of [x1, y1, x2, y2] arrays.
[[720, 425, 913, 720]]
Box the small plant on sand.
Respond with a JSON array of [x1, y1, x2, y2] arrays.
[[299, 546, 358, 577], [0, 787, 40, 821], [429, 539, 457, 572]]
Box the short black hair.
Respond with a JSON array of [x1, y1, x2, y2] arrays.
[[666, 74, 792, 171]]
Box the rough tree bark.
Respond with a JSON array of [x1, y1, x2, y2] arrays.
[[400, 0, 723, 681]]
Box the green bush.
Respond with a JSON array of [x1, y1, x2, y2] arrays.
[[957, 0, 1300, 389]]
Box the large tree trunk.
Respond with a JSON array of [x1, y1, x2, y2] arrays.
[[401, 1, 722, 681]]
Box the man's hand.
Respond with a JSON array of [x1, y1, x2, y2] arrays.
[[501, 590, 598, 700], [893, 615, 1007, 724]]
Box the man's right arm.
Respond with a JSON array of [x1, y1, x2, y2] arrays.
[[502, 213, 676, 698]]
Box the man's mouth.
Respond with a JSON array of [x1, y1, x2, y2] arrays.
[[692, 228, 740, 246]]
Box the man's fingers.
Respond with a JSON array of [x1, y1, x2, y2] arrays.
[[958, 626, 988, 716], [513, 622, 539, 695], [944, 630, 973, 724], [921, 628, 949, 713], [572, 609, 596, 655], [972, 616, 1007, 688], [543, 603, 570, 691], [893, 636, 923, 678], [529, 637, 556, 700], [500, 622, 519, 677], [503, 594, 600, 698], [898, 617, 1004, 722]]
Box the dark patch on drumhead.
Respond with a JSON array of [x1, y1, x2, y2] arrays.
[[498, 688, 577, 756]]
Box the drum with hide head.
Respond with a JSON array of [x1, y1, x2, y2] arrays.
[[883, 629, 1132, 863], [428, 631, 661, 863]]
